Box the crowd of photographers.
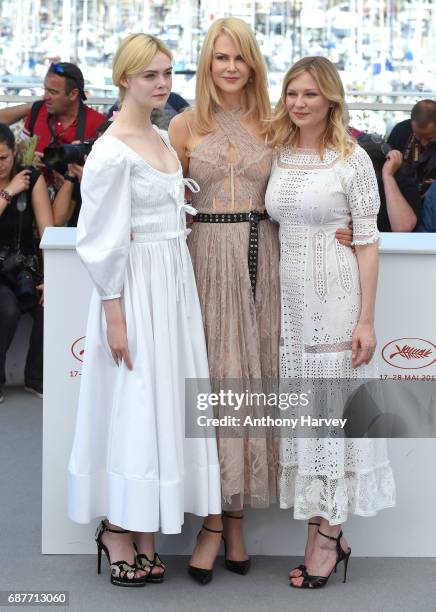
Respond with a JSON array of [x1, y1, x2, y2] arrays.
[[0, 60, 434, 403]]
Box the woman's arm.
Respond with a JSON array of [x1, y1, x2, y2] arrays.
[[53, 163, 85, 226], [77, 143, 132, 368], [0, 169, 31, 215], [31, 174, 54, 236], [352, 243, 378, 367], [52, 181, 76, 226], [346, 146, 381, 368], [168, 112, 192, 175], [102, 299, 133, 370]]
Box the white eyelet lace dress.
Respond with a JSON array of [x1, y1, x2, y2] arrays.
[[67, 128, 222, 533], [265, 144, 396, 524]]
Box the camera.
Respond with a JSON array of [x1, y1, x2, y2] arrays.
[[357, 133, 391, 161], [42, 139, 96, 173], [0, 245, 41, 310], [357, 133, 392, 179]]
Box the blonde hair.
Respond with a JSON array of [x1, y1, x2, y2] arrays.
[[192, 17, 271, 135], [112, 33, 172, 104], [270, 56, 354, 158]]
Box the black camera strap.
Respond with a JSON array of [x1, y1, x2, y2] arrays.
[[47, 101, 87, 144], [14, 170, 38, 256], [76, 102, 87, 141]]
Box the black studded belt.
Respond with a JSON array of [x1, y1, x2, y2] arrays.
[[195, 211, 270, 298]]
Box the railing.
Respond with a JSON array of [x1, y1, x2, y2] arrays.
[[0, 94, 428, 112], [2, 92, 434, 135]]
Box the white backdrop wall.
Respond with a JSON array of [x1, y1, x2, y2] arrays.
[[40, 229, 436, 556]]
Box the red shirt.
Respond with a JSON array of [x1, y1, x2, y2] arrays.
[[23, 102, 106, 152]]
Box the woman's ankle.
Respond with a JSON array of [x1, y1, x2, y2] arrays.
[[133, 532, 155, 556], [204, 514, 223, 531]]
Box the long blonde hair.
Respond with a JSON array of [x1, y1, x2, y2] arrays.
[[112, 33, 172, 104], [270, 56, 354, 158], [192, 17, 271, 135]]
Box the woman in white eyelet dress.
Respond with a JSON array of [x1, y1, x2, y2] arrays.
[[266, 143, 396, 523], [265, 56, 395, 588]]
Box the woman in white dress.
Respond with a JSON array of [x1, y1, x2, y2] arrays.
[[67, 33, 221, 587], [265, 56, 396, 589]]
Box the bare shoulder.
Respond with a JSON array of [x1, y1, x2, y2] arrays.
[[169, 109, 194, 138]]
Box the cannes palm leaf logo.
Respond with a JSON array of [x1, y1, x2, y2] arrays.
[[382, 338, 436, 370], [389, 344, 432, 360]]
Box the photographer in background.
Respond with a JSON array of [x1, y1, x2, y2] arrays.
[[388, 100, 436, 200], [22, 62, 105, 192], [358, 133, 421, 232], [0, 124, 53, 403]]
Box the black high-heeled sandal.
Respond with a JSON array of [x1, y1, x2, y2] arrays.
[[289, 521, 320, 578], [289, 528, 351, 589], [188, 524, 223, 585], [136, 551, 166, 583], [222, 512, 251, 575], [95, 520, 147, 587]]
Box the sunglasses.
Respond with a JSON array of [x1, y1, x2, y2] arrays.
[[49, 63, 82, 90]]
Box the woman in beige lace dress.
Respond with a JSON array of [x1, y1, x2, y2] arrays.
[[169, 18, 279, 582], [169, 18, 352, 583]]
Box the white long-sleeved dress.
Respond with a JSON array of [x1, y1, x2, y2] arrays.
[[67, 129, 221, 533], [265, 144, 396, 524]]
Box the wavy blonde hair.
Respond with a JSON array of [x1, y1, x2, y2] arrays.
[[270, 56, 354, 158], [112, 33, 172, 104], [191, 17, 271, 135]]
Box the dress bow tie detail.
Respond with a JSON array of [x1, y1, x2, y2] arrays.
[[174, 178, 200, 316]]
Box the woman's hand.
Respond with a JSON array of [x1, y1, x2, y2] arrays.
[[351, 321, 377, 368], [335, 221, 353, 247], [33, 151, 45, 171], [6, 169, 31, 196], [67, 162, 84, 182], [36, 283, 44, 305], [106, 318, 133, 370]]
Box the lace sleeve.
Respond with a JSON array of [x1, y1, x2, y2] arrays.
[[345, 146, 380, 246]]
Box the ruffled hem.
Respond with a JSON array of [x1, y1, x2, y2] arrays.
[[278, 461, 396, 525]]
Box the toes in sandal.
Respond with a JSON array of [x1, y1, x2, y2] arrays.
[[288, 521, 320, 580], [136, 552, 166, 583], [290, 529, 351, 589], [95, 520, 146, 587]]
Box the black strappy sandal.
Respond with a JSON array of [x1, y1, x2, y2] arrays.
[[289, 521, 320, 579], [136, 551, 166, 583], [188, 524, 223, 585], [222, 512, 251, 575], [290, 528, 351, 589], [95, 520, 147, 587]]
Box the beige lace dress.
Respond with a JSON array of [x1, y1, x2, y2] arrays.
[[186, 107, 280, 510]]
